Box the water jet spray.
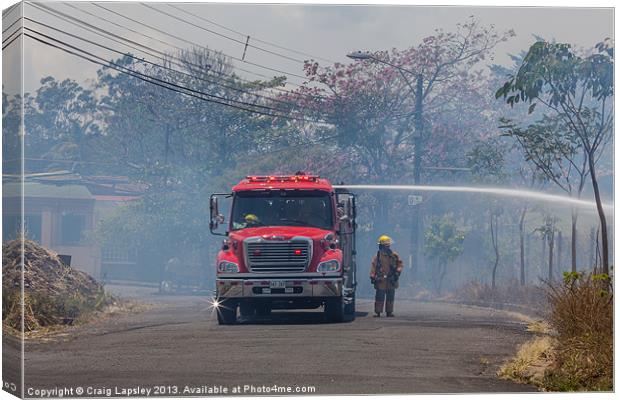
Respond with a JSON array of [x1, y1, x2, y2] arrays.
[[333, 184, 613, 212]]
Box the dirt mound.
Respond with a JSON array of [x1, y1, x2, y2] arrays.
[[2, 239, 110, 332]]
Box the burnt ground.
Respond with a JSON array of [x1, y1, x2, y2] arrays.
[[3, 285, 537, 397]]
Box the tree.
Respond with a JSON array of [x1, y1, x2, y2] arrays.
[[424, 214, 466, 293], [501, 115, 588, 272], [496, 39, 614, 274], [284, 17, 514, 277], [467, 139, 507, 289], [535, 215, 558, 282]]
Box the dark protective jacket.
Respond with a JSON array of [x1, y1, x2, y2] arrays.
[[370, 249, 404, 290]]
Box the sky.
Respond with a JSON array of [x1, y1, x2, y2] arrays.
[[0, 1, 615, 95]]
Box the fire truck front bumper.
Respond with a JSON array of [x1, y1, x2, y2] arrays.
[[215, 277, 343, 298]]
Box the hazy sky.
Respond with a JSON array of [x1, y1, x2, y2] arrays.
[[1, 2, 614, 94]]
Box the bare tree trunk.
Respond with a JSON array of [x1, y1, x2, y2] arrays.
[[437, 262, 447, 294], [556, 230, 562, 278], [519, 207, 527, 286], [548, 229, 555, 282], [595, 226, 601, 273], [490, 213, 499, 289], [571, 209, 578, 272], [541, 234, 546, 279], [525, 233, 531, 285], [589, 227, 596, 270], [588, 154, 609, 275]]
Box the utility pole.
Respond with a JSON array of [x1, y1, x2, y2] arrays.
[[410, 74, 424, 279], [345, 51, 426, 279]]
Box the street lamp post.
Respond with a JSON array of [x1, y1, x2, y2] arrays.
[[347, 51, 424, 279]]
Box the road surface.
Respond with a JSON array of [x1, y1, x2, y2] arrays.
[[4, 286, 536, 396]]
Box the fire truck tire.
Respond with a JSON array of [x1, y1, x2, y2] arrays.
[[324, 298, 344, 323], [239, 302, 255, 317], [217, 300, 237, 325], [344, 297, 356, 317]]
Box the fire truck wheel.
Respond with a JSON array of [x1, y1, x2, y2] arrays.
[[324, 298, 344, 323], [239, 302, 255, 317], [217, 300, 237, 325], [344, 297, 356, 317]]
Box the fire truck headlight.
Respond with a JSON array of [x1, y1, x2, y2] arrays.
[[317, 260, 340, 273], [218, 261, 239, 273]]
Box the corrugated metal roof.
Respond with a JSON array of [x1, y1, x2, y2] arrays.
[[3, 182, 93, 199]]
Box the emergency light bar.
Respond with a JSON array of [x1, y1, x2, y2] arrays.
[[246, 175, 320, 183]]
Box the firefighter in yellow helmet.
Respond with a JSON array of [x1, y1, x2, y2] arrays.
[[244, 214, 260, 226], [370, 235, 404, 317]]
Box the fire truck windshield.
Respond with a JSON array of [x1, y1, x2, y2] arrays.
[[231, 190, 334, 231]]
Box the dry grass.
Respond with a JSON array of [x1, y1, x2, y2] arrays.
[[526, 320, 552, 335], [499, 336, 557, 387], [2, 239, 114, 333], [499, 272, 613, 392], [542, 272, 613, 391]]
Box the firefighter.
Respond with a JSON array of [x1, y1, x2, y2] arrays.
[[370, 235, 404, 317], [244, 213, 260, 227]]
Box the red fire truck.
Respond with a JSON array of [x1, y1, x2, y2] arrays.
[[209, 174, 357, 324]]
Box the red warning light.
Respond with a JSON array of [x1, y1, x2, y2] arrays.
[[246, 175, 320, 183]]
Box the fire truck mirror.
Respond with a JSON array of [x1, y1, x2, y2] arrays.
[[210, 197, 219, 225]]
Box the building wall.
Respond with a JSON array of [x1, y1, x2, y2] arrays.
[[3, 194, 100, 277]]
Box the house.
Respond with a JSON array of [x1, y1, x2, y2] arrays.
[[2, 172, 144, 281]]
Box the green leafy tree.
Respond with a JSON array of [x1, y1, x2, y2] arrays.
[[424, 214, 466, 293], [496, 39, 614, 274], [500, 115, 588, 273]]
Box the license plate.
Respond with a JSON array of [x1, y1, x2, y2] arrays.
[[270, 281, 286, 289], [285, 287, 294, 294]]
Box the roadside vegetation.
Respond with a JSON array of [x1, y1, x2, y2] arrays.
[[2, 239, 127, 337], [499, 272, 613, 391]]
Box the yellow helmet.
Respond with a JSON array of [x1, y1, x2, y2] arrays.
[[378, 235, 393, 245], [245, 214, 259, 224]]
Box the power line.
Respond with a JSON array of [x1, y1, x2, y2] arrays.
[[2, 30, 20, 50], [2, 27, 20, 44], [24, 30, 324, 124], [167, 3, 338, 65], [24, 16, 303, 111], [141, 3, 304, 64], [30, 3, 255, 87], [91, 3, 311, 83], [2, 16, 20, 34], [25, 27, 288, 115], [41, 2, 313, 97]]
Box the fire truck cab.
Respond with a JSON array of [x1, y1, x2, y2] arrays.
[[209, 174, 357, 324]]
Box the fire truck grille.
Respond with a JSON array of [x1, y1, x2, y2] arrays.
[[246, 240, 311, 273]]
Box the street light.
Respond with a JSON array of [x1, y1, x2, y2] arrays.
[[347, 49, 425, 280], [346, 51, 371, 60]]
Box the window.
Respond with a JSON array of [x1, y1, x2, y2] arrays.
[[60, 213, 85, 245], [2, 214, 42, 242], [231, 190, 334, 230], [102, 246, 136, 264]]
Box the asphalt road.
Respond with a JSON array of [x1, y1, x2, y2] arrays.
[[4, 286, 536, 397]]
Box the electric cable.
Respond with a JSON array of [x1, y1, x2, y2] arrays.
[[92, 3, 311, 82], [167, 3, 338, 64], [24, 30, 326, 124], [34, 2, 318, 98], [141, 2, 304, 64], [25, 16, 304, 110]]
